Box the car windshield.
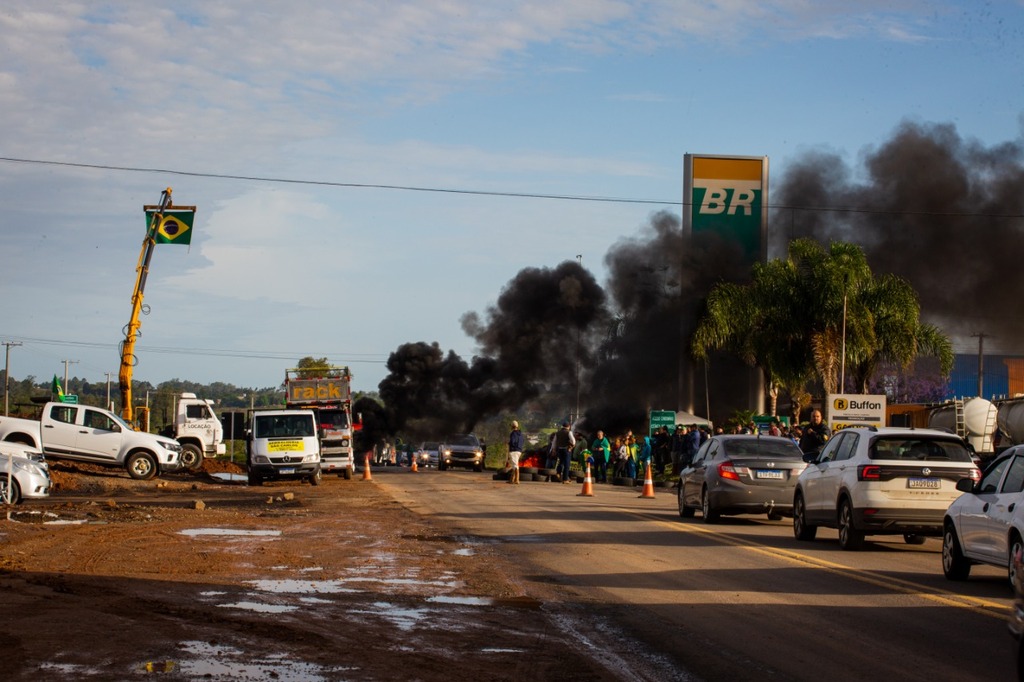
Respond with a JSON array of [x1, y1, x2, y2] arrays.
[[318, 410, 349, 429], [254, 414, 316, 439], [869, 436, 973, 462], [446, 435, 479, 447], [721, 439, 802, 459]]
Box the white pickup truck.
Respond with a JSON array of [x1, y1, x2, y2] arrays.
[[0, 402, 183, 480]]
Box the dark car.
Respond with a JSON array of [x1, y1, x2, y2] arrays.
[[678, 434, 806, 522], [439, 434, 485, 472]]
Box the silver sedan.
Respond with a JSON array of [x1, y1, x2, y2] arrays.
[[678, 434, 806, 522]]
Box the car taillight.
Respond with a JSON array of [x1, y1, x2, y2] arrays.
[[718, 461, 749, 480], [718, 461, 739, 480], [968, 467, 981, 482], [858, 464, 882, 481]]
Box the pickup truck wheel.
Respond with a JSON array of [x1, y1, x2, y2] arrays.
[[0, 476, 21, 505], [126, 452, 158, 480], [179, 444, 203, 471]]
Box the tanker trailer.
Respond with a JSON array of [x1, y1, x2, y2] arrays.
[[928, 396, 997, 455], [996, 397, 1024, 446]]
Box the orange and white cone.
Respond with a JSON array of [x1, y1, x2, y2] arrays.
[[410, 458, 418, 473], [638, 462, 656, 498], [362, 453, 373, 481], [577, 462, 594, 497]]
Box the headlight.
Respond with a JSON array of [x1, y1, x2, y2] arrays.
[[304, 454, 318, 463], [12, 458, 43, 476], [341, 438, 350, 447], [160, 441, 182, 452], [253, 455, 270, 464]]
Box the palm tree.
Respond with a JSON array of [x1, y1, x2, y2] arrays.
[[692, 238, 952, 417]]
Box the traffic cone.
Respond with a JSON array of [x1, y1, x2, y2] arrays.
[[638, 462, 655, 498], [362, 453, 373, 481], [410, 458, 418, 473], [577, 462, 594, 497]]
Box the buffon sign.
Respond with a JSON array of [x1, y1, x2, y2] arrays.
[[827, 393, 887, 431], [683, 154, 769, 266]]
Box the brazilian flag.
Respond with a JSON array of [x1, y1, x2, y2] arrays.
[[51, 375, 64, 400], [146, 209, 195, 245]]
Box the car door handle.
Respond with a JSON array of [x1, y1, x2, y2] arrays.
[[983, 503, 990, 512], [1011, 503, 1017, 513]]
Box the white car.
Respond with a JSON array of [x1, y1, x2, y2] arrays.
[[0, 441, 51, 504], [793, 427, 980, 550], [942, 445, 1024, 585]]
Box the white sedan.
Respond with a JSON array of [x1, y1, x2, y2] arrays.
[[0, 441, 52, 504], [942, 444, 1024, 585]]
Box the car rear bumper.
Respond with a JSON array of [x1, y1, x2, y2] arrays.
[[709, 485, 794, 515], [852, 506, 946, 534]]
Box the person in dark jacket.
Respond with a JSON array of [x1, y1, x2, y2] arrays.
[[799, 409, 831, 455], [507, 421, 526, 485]]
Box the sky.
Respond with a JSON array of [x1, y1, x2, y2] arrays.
[[1, 1, 1022, 396]]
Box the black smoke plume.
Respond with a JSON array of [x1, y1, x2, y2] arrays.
[[379, 119, 1024, 437], [774, 120, 1024, 348]]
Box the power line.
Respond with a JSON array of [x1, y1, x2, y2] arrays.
[[2, 335, 388, 364], [2, 155, 1023, 219]]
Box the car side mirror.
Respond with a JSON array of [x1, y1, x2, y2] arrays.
[[955, 478, 976, 494], [112, 424, 121, 433], [802, 452, 817, 464]]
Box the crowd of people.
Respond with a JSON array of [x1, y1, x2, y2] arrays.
[[504, 410, 832, 485]]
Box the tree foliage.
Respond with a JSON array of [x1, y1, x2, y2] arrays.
[[691, 238, 953, 418]]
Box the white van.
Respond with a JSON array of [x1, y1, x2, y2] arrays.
[[246, 410, 321, 486]]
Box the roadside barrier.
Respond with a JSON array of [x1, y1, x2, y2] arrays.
[[362, 453, 373, 481], [577, 462, 594, 497], [638, 462, 656, 498]]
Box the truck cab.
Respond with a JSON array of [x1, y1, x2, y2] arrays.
[[170, 393, 226, 470]]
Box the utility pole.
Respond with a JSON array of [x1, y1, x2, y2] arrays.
[[61, 359, 79, 395], [105, 372, 113, 411], [3, 340, 22, 416], [971, 333, 989, 398], [574, 254, 583, 424]]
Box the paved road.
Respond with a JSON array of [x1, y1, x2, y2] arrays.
[[376, 467, 1017, 681]]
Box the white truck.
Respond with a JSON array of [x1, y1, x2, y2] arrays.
[[0, 402, 183, 480], [160, 392, 226, 471], [245, 409, 322, 486]]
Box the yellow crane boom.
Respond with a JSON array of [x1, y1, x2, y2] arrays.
[[119, 187, 173, 426]]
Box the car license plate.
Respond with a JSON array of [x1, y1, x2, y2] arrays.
[[908, 477, 941, 489], [279, 468, 295, 475], [756, 470, 784, 480]]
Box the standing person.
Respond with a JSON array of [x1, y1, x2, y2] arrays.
[[682, 425, 700, 469], [591, 430, 611, 483], [670, 425, 686, 475], [550, 421, 576, 483], [799, 409, 831, 456], [624, 433, 638, 479], [507, 420, 525, 485], [572, 431, 589, 470], [637, 435, 653, 477], [653, 425, 671, 476]]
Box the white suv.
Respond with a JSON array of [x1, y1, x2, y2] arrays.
[[793, 427, 980, 550]]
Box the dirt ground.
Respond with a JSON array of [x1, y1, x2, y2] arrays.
[[0, 460, 657, 681]]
